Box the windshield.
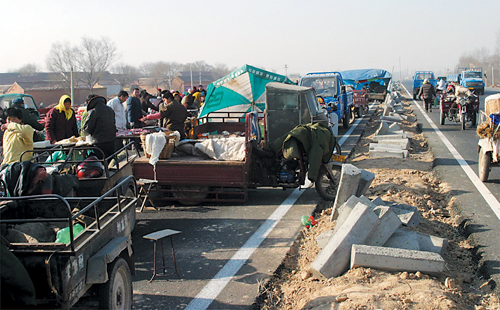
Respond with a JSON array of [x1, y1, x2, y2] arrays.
[[464, 71, 481, 78], [300, 76, 338, 97], [415, 72, 435, 80], [0, 95, 38, 110]]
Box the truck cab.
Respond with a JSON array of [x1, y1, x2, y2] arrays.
[[458, 67, 484, 95], [264, 82, 328, 143], [0, 93, 41, 120], [298, 72, 354, 129], [412, 71, 437, 99]]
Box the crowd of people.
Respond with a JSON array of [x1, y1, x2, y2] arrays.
[[0, 85, 207, 166]]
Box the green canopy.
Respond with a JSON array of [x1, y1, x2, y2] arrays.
[[199, 64, 295, 118]]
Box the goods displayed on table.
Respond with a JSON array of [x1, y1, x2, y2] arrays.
[[116, 127, 162, 137]]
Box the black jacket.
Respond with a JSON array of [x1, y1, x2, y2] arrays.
[[15, 106, 44, 131], [83, 96, 116, 143], [418, 83, 436, 99]]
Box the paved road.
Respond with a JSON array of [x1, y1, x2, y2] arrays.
[[130, 106, 373, 309], [401, 80, 500, 289]]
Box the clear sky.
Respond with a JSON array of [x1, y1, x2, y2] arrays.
[[1, 0, 499, 78]]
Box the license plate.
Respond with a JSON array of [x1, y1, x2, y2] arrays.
[[331, 154, 346, 162]]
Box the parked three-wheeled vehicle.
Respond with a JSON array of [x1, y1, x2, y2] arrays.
[[440, 88, 479, 130], [1, 143, 140, 309], [478, 94, 500, 182]]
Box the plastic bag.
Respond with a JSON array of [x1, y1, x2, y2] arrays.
[[45, 151, 67, 163], [55, 223, 84, 243]]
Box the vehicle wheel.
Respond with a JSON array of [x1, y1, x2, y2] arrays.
[[98, 258, 133, 310], [440, 111, 445, 125], [172, 185, 209, 206], [315, 164, 342, 201], [471, 111, 477, 127], [354, 107, 360, 118], [333, 142, 341, 155], [342, 111, 350, 129], [478, 149, 492, 182], [461, 113, 466, 130]]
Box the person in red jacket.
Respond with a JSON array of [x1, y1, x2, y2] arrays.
[[45, 95, 79, 143]]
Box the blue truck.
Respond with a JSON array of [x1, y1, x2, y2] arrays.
[[457, 67, 485, 95], [412, 71, 437, 99], [299, 72, 354, 129]]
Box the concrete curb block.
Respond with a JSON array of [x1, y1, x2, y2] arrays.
[[350, 244, 445, 274]]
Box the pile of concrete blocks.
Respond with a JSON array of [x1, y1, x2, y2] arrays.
[[370, 89, 413, 158], [311, 195, 447, 279], [370, 121, 412, 158]]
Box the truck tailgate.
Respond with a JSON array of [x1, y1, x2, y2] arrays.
[[133, 155, 247, 187]]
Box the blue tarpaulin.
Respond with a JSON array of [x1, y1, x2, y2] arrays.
[[340, 69, 392, 90]]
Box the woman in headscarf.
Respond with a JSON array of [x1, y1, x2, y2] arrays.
[[45, 95, 79, 144]]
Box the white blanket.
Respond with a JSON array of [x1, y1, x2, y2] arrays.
[[145, 132, 166, 166], [194, 137, 246, 161]]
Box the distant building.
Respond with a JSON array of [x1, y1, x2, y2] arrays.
[[5, 81, 107, 107], [99, 78, 121, 96]]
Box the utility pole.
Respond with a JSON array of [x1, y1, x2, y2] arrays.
[[190, 66, 193, 91], [70, 67, 74, 105], [284, 64, 288, 77], [399, 57, 401, 82], [493, 67, 495, 87]]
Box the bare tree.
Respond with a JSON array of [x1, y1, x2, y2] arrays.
[[18, 63, 39, 76], [111, 63, 140, 88], [182, 60, 212, 72], [212, 62, 235, 77], [46, 37, 118, 93], [46, 41, 78, 73], [46, 41, 79, 92], [151, 61, 182, 90], [77, 36, 118, 92]]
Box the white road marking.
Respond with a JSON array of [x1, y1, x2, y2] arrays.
[[186, 108, 372, 309], [401, 85, 500, 220]]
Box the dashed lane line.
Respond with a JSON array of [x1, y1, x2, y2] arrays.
[[185, 107, 372, 309]]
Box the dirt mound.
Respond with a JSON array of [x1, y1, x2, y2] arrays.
[[256, 99, 500, 310]]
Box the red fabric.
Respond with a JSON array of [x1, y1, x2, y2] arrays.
[[146, 112, 161, 120]]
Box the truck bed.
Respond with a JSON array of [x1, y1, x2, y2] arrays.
[[133, 153, 247, 187]]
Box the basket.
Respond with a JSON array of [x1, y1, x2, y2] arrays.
[[140, 133, 175, 159], [486, 98, 500, 117]]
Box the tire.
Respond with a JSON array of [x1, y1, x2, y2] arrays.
[[478, 149, 491, 182], [461, 113, 466, 130], [333, 142, 341, 155], [98, 258, 133, 310], [172, 185, 209, 206], [342, 110, 350, 129], [315, 164, 342, 201], [116, 177, 137, 198], [440, 111, 445, 125]]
